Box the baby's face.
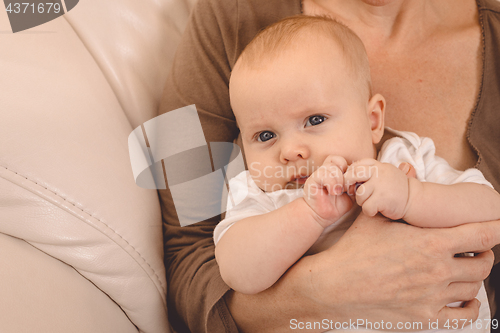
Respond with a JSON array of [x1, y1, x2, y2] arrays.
[[230, 36, 384, 192]]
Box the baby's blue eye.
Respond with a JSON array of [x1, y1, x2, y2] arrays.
[[306, 115, 326, 127], [257, 131, 276, 142]]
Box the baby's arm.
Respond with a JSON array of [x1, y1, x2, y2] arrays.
[[344, 159, 500, 228], [215, 156, 352, 294], [402, 179, 500, 227], [216, 198, 325, 295]]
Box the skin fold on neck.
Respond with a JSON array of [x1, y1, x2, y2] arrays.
[[303, 0, 477, 48]]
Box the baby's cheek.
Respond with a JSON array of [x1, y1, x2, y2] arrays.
[[247, 167, 267, 190], [253, 176, 276, 192], [251, 176, 265, 189], [246, 160, 288, 192], [247, 163, 261, 178], [255, 175, 286, 192]]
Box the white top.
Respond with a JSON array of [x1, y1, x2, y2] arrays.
[[214, 128, 492, 332]]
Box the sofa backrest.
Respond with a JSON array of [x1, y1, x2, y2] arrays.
[[0, 1, 195, 332]]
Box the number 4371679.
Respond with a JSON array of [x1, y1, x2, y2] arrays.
[[444, 319, 498, 330], [5, 3, 62, 14]]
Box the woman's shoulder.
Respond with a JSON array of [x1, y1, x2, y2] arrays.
[[195, 0, 302, 24], [478, 0, 500, 13], [191, 0, 302, 65], [235, 0, 302, 55], [478, 0, 500, 27]]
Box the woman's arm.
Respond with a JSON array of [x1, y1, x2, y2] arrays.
[[159, 1, 238, 330], [227, 213, 499, 332]]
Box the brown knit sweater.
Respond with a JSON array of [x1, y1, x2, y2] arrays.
[[159, 0, 500, 331]]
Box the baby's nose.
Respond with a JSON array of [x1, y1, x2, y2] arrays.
[[279, 142, 310, 163]]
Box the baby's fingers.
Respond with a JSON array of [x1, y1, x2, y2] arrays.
[[344, 160, 379, 191], [360, 196, 380, 217], [305, 165, 344, 198], [322, 155, 348, 172], [354, 183, 374, 207]]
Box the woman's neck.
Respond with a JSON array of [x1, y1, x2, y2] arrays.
[[302, 0, 472, 47]]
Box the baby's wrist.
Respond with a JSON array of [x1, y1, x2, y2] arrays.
[[401, 177, 421, 220], [300, 198, 331, 229]]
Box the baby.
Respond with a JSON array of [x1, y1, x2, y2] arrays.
[[214, 15, 499, 330]]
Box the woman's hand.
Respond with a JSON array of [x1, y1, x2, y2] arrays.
[[303, 213, 495, 327], [227, 213, 499, 332]]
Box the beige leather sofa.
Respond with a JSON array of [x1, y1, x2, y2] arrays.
[[0, 0, 195, 332]]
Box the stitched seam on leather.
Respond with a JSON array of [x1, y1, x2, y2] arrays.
[[2, 233, 139, 328], [0, 165, 167, 295]]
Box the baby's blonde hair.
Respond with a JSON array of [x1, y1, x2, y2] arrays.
[[235, 15, 372, 99]]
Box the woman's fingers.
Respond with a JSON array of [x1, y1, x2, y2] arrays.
[[437, 299, 480, 328], [446, 220, 500, 254], [445, 281, 483, 304], [304, 214, 495, 327], [450, 250, 494, 282]]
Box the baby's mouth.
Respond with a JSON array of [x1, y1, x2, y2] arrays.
[[285, 175, 309, 189], [291, 176, 309, 184]]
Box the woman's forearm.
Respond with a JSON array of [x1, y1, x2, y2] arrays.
[[216, 198, 324, 295], [226, 213, 500, 332]]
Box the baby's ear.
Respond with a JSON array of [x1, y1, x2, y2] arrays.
[[368, 94, 385, 144]]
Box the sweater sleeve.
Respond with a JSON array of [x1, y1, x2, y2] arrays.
[[157, 0, 301, 331], [158, 0, 239, 332]]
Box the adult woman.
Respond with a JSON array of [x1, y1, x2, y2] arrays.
[[159, 0, 500, 331]]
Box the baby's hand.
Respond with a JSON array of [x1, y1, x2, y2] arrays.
[[303, 155, 353, 228], [344, 159, 409, 220]]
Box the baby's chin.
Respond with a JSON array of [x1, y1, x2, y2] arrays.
[[284, 182, 305, 190]]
